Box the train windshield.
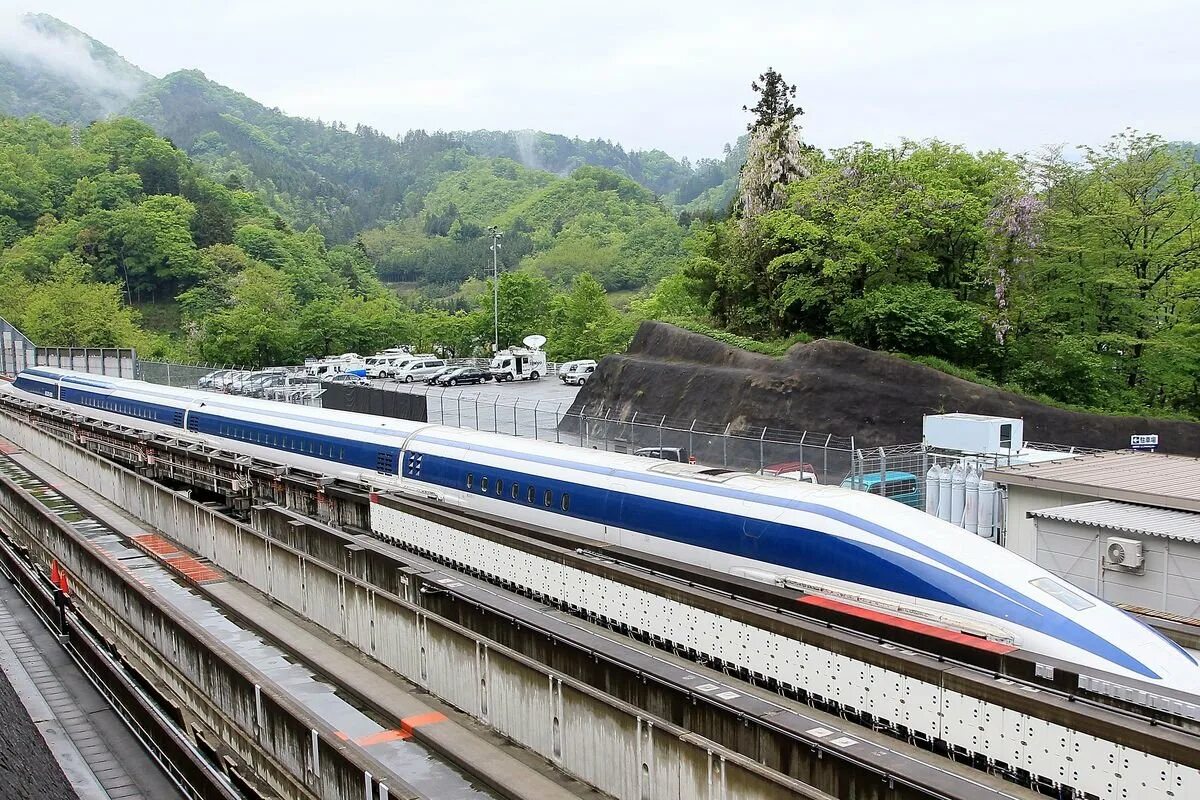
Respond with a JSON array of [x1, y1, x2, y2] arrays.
[[1029, 577, 1095, 611]]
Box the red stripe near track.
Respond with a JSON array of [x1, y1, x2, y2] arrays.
[[797, 595, 1017, 654]]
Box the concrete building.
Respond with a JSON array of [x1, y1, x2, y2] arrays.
[[985, 451, 1200, 618]]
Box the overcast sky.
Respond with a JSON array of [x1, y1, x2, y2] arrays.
[[10, 0, 1200, 161]]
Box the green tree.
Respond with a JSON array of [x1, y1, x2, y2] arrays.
[[476, 271, 553, 350], [743, 67, 801, 132], [5, 255, 146, 347], [547, 273, 633, 360], [197, 264, 300, 366]]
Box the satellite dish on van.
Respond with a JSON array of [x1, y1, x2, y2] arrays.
[[523, 334, 547, 350]]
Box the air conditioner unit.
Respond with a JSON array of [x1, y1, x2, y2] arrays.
[[1104, 537, 1145, 572]]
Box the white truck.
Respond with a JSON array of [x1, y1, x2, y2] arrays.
[[489, 335, 548, 382]]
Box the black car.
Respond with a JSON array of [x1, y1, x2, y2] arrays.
[[435, 367, 491, 386], [425, 366, 457, 385]]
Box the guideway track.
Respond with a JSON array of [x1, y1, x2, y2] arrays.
[[0, 483, 240, 800], [0, 419, 821, 800], [0, 442, 515, 800], [1, 411, 1038, 798], [3, 395, 1199, 798]]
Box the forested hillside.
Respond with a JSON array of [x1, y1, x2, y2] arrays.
[[0, 116, 637, 366], [452, 129, 748, 214], [0, 15, 742, 239], [360, 158, 684, 294], [3, 16, 1198, 422], [663, 70, 1200, 418]]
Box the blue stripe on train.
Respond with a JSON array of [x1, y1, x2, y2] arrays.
[[406, 449, 1159, 679]]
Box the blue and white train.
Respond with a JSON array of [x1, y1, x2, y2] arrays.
[[8, 367, 1200, 694]]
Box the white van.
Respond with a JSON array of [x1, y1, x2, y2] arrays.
[[391, 357, 447, 382], [380, 353, 436, 379], [559, 359, 597, 385]]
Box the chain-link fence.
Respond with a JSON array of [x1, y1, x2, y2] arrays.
[[137, 360, 249, 388], [379, 383, 857, 483]]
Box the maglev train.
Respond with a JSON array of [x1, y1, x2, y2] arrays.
[[8, 367, 1200, 694]]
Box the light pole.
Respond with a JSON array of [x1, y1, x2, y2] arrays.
[[487, 226, 503, 353]]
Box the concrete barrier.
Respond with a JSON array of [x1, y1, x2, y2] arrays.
[[0, 412, 827, 800], [0, 469, 420, 800]]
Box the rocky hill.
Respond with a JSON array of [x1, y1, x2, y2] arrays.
[[569, 322, 1200, 456]]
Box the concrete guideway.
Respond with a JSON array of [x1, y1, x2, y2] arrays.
[[0, 444, 587, 800], [0, 408, 838, 800], [13, 391, 1199, 798]]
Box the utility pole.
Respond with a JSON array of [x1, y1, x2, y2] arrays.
[[486, 226, 503, 353]]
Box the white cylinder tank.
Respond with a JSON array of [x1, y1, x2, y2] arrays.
[[963, 465, 979, 534], [977, 477, 997, 541], [925, 465, 941, 516], [937, 464, 953, 521], [950, 463, 966, 528]]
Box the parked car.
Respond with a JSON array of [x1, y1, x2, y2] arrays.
[[839, 471, 922, 508], [322, 373, 370, 387], [633, 446, 690, 463], [379, 354, 437, 379], [197, 369, 231, 389], [559, 359, 597, 386], [425, 366, 457, 385], [758, 462, 819, 484], [435, 367, 492, 386], [392, 357, 447, 382], [215, 370, 249, 392]]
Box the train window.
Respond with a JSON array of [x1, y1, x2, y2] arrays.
[[481, 477, 489, 493], [527, 486, 535, 503], [511, 483, 519, 500], [496, 479, 504, 496], [561, 493, 570, 511], [339, 447, 345, 460], [467, 473, 474, 489], [544, 489, 552, 507], [1030, 577, 1094, 611]]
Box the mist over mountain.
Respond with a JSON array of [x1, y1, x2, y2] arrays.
[[0, 13, 151, 125], [0, 13, 740, 240]]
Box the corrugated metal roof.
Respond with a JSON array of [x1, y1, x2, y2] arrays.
[[1029, 500, 1200, 542], [983, 450, 1200, 512]]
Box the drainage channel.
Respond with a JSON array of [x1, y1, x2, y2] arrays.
[[0, 453, 498, 800]]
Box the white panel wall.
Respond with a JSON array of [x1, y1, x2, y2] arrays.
[[371, 502, 1194, 800]]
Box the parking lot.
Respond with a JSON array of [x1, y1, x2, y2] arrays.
[[366, 376, 583, 439]]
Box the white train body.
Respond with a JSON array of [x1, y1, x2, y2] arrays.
[[8, 367, 1200, 695]]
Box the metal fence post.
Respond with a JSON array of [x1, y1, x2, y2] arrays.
[[513, 401, 519, 437], [534, 400, 541, 440], [688, 420, 695, 462], [798, 432, 807, 476], [722, 423, 730, 467], [658, 416, 665, 452], [555, 403, 562, 444], [878, 447, 887, 496], [759, 427, 767, 471], [492, 395, 499, 433]]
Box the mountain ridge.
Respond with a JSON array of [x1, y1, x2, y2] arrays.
[[0, 13, 741, 232]]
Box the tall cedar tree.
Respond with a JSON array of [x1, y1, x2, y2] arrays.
[[743, 68, 802, 131]]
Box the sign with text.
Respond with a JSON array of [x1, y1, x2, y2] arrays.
[[1130, 434, 1159, 451]]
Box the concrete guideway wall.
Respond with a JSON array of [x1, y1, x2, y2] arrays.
[[0, 468, 417, 800], [365, 504, 1200, 800], [0, 412, 826, 800]]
